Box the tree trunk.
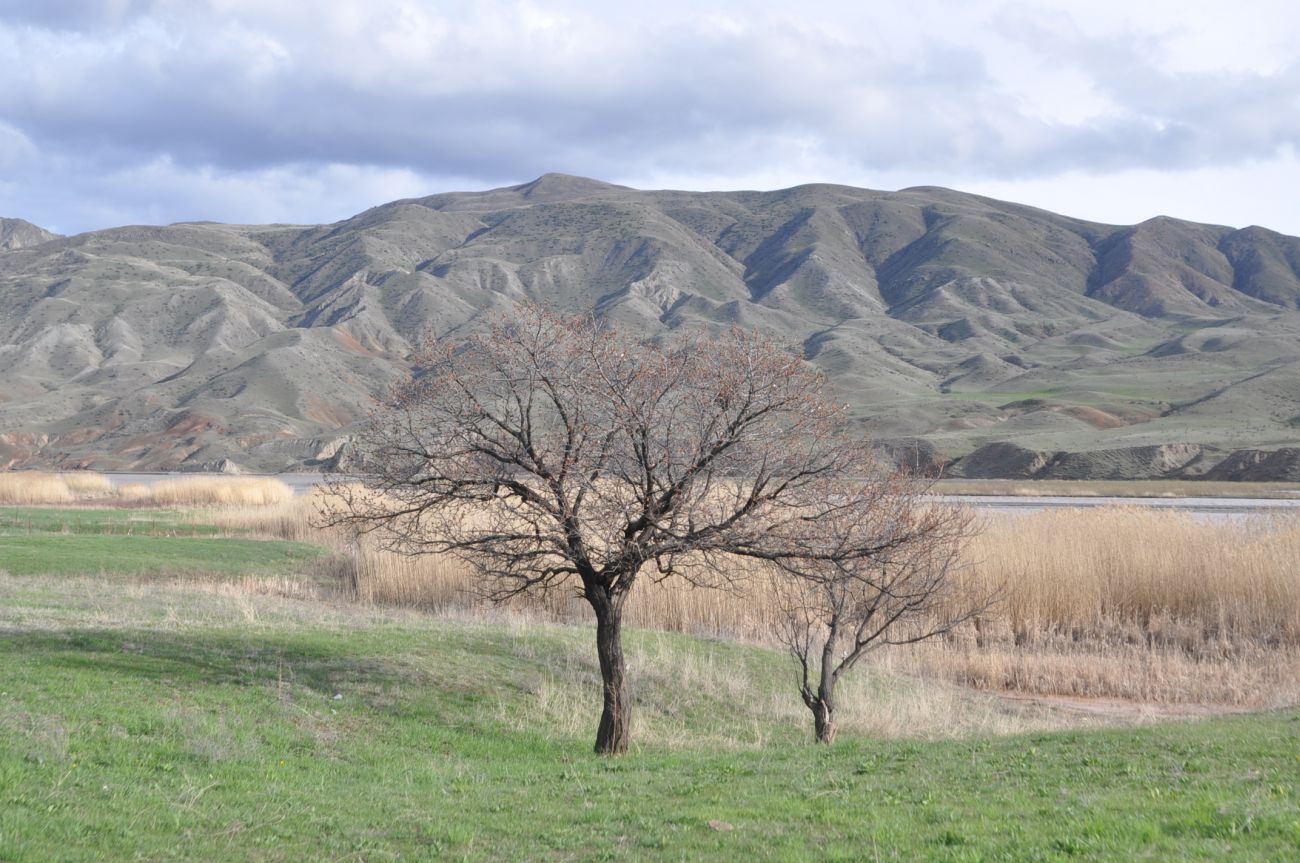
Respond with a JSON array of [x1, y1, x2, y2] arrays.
[[812, 621, 839, 744], [811, 698, 837, 744], [587, 584, 631, 755]]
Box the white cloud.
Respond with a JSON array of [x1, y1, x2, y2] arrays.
[[0, 0, 1297, 233], [0, 120, 36, 167], [7, 156, 468, 235], [957, 150, 1300, 233]]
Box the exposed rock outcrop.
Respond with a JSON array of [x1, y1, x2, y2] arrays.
[[0, 218, 60, 251], [1044, 444, 1208, 480], [953, 443, 1057, 479], [1202, 448, 1300, 482]]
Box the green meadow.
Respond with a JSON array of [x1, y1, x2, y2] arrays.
[[0, 508, 1296, 862], [0, 507, 323, 578]]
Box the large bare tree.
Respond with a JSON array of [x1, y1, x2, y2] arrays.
[[329, 305, 959, 754], [769, 484, 984, 743]]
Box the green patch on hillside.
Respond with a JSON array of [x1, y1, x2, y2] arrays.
[[0, 580, 1295, 862]]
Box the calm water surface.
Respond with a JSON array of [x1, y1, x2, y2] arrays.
[[103, 473, 1300, 520], [933, 494, 1300, 520]]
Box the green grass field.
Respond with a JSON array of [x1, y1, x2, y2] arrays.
[[0, 508, 1297, 861], [0, 507, 218, 535], [0, 534, 324, 577], [0, 577, 1289, 857], [0, 506, 322, 577]]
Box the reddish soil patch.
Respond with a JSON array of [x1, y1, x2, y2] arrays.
[[1060, 405, 1127, 429], [54, 427, 108, 446], [166, 411, 222, 436], [303, 396, 355, 426], [114, 410, 224, 456], [332, 327, 375, 357]]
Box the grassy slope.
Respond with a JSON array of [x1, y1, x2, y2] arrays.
[[1, 578, 1296, 862]]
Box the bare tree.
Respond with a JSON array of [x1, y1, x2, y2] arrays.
[[770, 485, 985, 743], [328, 304, 950, 754]]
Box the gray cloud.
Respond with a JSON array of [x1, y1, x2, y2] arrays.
[[0, 0, 153, 30], [1, 0, 1298, 233]]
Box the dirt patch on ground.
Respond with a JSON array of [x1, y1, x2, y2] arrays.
[[1060, 405, 1127, 429], [303, 396, 356, 426], [332, 327, 375, 358]]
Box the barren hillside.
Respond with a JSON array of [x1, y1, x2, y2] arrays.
[[2, 175, 1298, 477]]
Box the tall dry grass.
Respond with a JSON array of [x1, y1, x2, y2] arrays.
[[891, 508, 1300, 706], [0, 472, 115, 504], [967, 507, 1300, 647], [59, 473, 118, 496], [143, 477, 293, 507], [195, 492, 328, 540], [0, 471, 294, 507], [198, 492, 1300, 707]]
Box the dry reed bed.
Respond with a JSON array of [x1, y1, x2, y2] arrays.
[[6, 474, 1292, 708], [0, 471, 294, 507], [199, 493, 1300, 708], [0, 471, 116, 504], [140, 476, 294, 507]]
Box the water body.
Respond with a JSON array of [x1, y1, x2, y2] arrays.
[[934, 494, 1300, 520], [103, 472, 327, 496], [103, 473, 1300, 519]]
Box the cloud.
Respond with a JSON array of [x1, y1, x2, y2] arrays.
[[0, 120, 36, 167], [2, 154, 470, 235], [1, 0, 1298, 233], [0, 0, 153, 31]]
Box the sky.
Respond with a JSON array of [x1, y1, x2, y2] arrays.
[[1, 0, 1298, 236]]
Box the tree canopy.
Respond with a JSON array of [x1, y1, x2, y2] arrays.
[[329, 306, 975, 752]]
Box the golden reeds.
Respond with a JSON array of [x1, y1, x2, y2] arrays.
[[116, 482, 153, 502], [58, 472, 116, 496], [966, 507, 1300, 647], [0, 471, 295, 507], [0, 471, 114, 504], [143, 476, 294, 507]]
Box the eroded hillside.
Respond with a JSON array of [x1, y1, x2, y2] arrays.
[[2, 175, 1298, 477]]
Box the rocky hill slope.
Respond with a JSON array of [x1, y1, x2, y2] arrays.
[[0, 218, 61, 251], [2, 175, 1298, 478]]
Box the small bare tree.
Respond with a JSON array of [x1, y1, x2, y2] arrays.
[[328, 304, 957, 754], [771, 485, 984, 743]]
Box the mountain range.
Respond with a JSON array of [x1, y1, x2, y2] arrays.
[[2, 174, 1298, 479]]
